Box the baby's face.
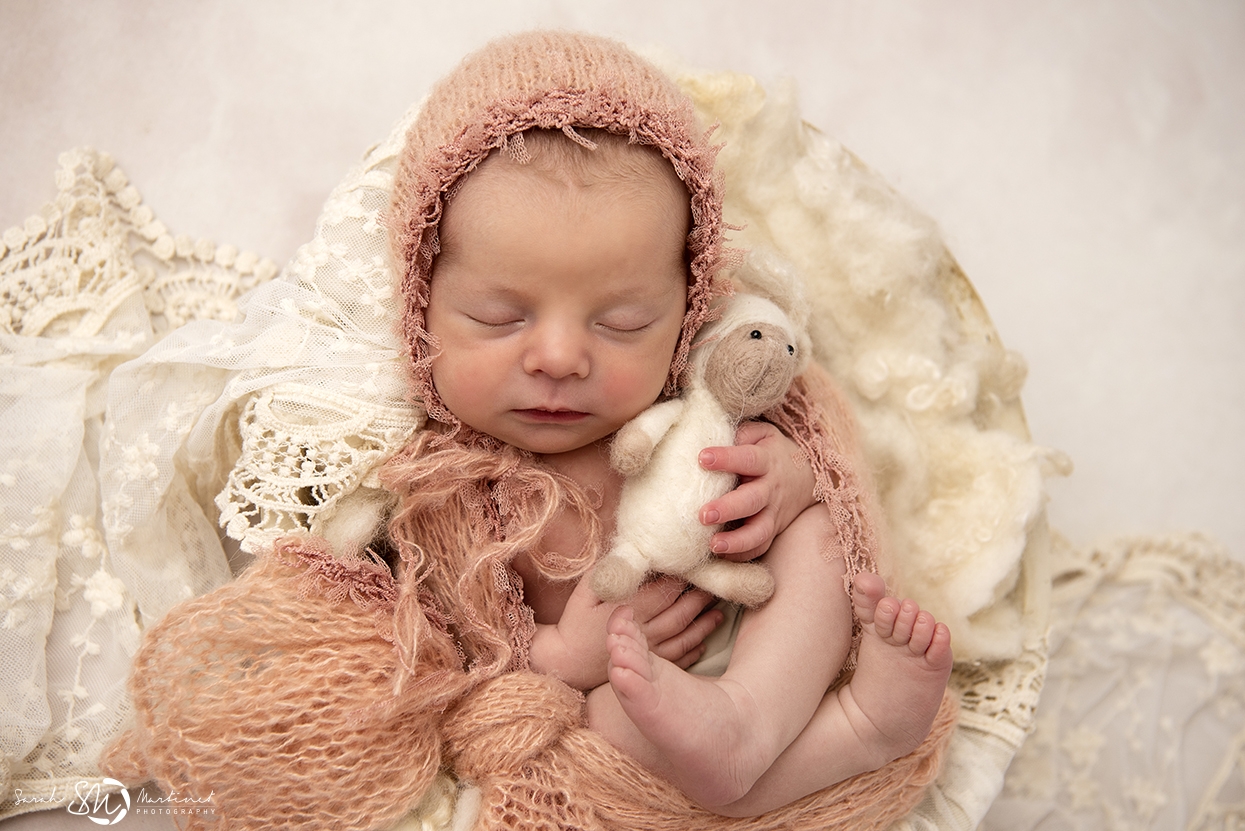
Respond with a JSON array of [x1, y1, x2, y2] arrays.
[[425, 153, 688, 457]]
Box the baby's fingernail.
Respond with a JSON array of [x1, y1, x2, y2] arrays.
[[699, 450, 715, 467], [703, 509, 720, 524]]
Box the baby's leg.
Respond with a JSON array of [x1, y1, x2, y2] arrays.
[[588, 505, 853, 808], [841, 573, 954, 757], [712, 572, 953, 817]]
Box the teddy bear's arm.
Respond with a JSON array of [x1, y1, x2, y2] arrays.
[[610, 398, 686, 475]]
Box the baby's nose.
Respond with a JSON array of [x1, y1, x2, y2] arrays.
[[522, 324, 590, 379]]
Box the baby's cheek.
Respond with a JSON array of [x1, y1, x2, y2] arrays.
[[432, 353, 488, 415], [601, 363, 668, 416]]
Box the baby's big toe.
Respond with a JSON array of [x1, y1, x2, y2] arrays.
[[851, 573, 887, 620]]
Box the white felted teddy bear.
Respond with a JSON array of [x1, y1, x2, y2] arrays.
[[591, 268, 810, 607]]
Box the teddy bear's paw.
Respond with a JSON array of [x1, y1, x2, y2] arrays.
[[590, 553, 647, 602], [687, 560, 775, 607], [610, 429, 655, 476]]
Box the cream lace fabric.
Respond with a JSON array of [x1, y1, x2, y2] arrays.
[[982, 533, 1245, 830], [101, 113, 425, 630], [2, 66, 1241, 830], [0, 148, 278, 811]]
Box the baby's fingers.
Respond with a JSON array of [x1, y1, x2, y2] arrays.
[[628, 575, 692, 620], [639, 587, 716, 642], [651, 605, 724, 667], [709, 512, 777, 561], [698, 443, 768, 478], [699, 478, 769, 527]]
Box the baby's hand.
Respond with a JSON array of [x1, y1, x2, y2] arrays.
[[529, 574, 722, 691], [698, 421, 817, 562]]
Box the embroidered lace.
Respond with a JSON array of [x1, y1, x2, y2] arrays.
[[0, 148, 277, 812], [982, 533, 1245, 830]]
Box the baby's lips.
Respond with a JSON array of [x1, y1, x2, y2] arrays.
[[515, 408, 590, 422]]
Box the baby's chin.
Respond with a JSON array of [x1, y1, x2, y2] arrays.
[[510, 433, 609, 458], [494, 420, 620, 458]]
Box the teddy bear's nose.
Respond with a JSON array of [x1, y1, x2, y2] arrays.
[[750, 330, 762, 339]]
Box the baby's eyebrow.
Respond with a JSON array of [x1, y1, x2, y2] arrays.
[[602, 277, 684, 302], [447, 278, 526, 303]]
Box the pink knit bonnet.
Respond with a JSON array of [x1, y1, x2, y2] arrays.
[[387, 30, 727, 429]]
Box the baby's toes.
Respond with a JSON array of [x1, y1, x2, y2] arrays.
[[925, 621, 954, 671], [908, 609, 938, 656], [889, 599, 921, 645], [851, 573, 887, 624], [870, 595, 901, 640], [607, 605, 641, 640]]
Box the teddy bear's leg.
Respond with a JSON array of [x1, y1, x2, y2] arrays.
[[590, 541, 650, 602], [685, 560, 775, 607]]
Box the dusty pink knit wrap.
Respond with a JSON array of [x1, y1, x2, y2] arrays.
[[103, 533, 956, 831], [101, 31, 957, 830]]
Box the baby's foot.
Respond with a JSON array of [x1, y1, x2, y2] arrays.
[[845, 573, 953, 762], [606, 606, 765, 807]]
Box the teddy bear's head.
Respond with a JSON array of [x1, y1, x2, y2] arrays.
[[696, 293, 804, 418]]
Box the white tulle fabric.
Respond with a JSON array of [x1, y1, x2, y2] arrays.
[[2, 64, 1240, 829]]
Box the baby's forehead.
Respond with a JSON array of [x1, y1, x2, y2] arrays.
[[440, 139, 691, 252], [463, 129, 687, 202]]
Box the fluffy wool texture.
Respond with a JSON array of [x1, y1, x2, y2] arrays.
[[592, 290, 804, 607], [99, 30, 959, 830], [671, 68, 1065, 660]]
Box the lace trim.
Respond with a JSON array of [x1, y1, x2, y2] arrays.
[[217, 383, 422, 552], [949, 640, 1049, 748], [1113, 532, 1245, 650], [205, 124, 427, 554], [1, 148, 276, 341]]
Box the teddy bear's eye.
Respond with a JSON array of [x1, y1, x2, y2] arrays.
[[750, 330, 762, 340], [787, 344, 795, 355]]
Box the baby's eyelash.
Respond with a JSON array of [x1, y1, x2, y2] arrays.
[[600, 321, 652, 334], [468, 314, 522, 328]]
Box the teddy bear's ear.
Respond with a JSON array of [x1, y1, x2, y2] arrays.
[[724, 247, 813, 372], [725, 247, 809, 332]]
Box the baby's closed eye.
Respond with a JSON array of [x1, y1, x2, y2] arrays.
[[598, 317, 654, 334], [596, 302, 669, 334], [462, 298, 526, 328], [469, 312, 524, 328]]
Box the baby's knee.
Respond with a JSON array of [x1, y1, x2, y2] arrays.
[[769, 503, 841, 570], [791, 502, 835, 536]]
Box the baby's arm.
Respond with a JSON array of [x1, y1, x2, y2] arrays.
[[698, 421, 817, 561], [529, 574, 722, 691]]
